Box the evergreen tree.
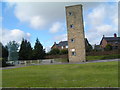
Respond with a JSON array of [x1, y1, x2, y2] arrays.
[[19, 39, 33, 60], [0, 42, 8, 59], [33, 38, 45, 59], [27, 41, 33, 59]]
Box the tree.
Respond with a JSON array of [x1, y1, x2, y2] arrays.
[[19, 39, 33, 60], [49, 48, 60, 55], [0, 42, 8, 59], [85, 39, 93, 52], [33, 38, 45, 59], [0, 42, 8, 67], [7, 41, 19, 61], [27, 41, 33, 59], [60, 49, 68, 55]]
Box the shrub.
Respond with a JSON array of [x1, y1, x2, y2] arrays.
[[104, 44, 113, 51], [49, 48, 60, 55], [60, 49, 68, 55]]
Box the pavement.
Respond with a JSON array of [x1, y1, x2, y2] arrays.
[[1, 59, 120, 70]]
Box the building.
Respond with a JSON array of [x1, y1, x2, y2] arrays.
[[66, 5, 86, 62], [51, 41, 68, 50], [51, 39, 92, 51], [100, 33, 120, 50]]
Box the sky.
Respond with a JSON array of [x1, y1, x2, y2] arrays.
[[1, 0, 118, 52]]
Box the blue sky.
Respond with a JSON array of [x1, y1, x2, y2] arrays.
[[1, 1, 118, 52]]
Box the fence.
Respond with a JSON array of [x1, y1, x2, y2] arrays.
[[18, 59, 55, 65], [18, 60, 42, 65]]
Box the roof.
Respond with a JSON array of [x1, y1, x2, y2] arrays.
[[52, 38, 89, 47], [104, 37, 120, 42], [100, 37, 120, 45], [57, 41, 68, 47]]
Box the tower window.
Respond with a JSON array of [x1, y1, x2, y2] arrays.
[[70, 24, 74, 28], [72, 52, 76, 56], [68, 12, 73, 16], [71, 38, 75, 42]]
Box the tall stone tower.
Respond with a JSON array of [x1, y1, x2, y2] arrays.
[[66, 5, 86, 62]]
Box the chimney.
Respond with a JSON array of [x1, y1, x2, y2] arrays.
[[54, 42, 56, 44], [103, 35, 105, 37], [114, 33, 117, 37]]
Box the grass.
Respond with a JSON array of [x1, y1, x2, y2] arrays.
[[54, 54, 120, 62], [54, 58, 68, 62], [86, 54, 120, 61], [2, 61, 118, 87]]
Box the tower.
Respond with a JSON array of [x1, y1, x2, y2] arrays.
[[66, 5, 86, 62]]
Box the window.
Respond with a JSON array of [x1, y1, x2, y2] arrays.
[[72, 52, 76, 56], [71, 49, 75, 51], [71, 38, 74, 42], [70, 24, 74, 28], [66, 46, 68, 48], [61, 46, 64, 49], [68, 12, 73, 16]]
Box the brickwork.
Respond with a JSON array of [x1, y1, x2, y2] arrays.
[[66, 5, 86, 62]]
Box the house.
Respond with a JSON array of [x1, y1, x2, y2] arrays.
[[100, 33, 120, 50], [51, 41, 68, 50], [51, 38, 92, 51]]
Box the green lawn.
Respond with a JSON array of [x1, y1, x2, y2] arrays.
[[2, 61, 118, 88], [54, 54, 120, 62], [86, 54, 120, 61]]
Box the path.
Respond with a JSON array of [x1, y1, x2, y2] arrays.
[[2, 59, 120, 70]]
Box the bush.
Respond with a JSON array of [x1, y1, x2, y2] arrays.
[[104, 44, 112, 51], [49, 48, 60, 55], [60, 49, 68, 55]]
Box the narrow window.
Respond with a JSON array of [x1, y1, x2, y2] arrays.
[[68, 12, 72, 16], [70, 24, 74, 28], [71, 38, 74, 42], [72, 52, 76, 56]]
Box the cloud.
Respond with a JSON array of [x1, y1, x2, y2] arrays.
[[5, 2, 118, 45], [87, 5, 106, 26], [49, 22, 64, 33], [30, 16, 46, 29], [96, 25, 113, 34], [53, 34, 67, 41], [85, 3, 118, 45], [13, 2, 66, 30], [1, 29, 31, 45], [9, 2, 105, 30]]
